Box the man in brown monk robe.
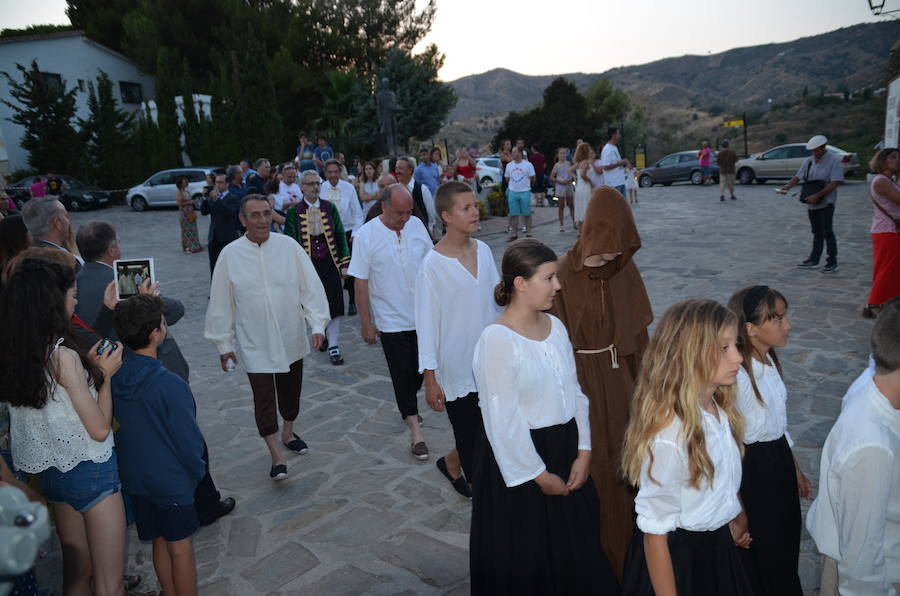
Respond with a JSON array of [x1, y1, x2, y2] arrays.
[[550, 186, 653, 579]]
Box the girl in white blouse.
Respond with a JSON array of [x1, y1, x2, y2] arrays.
[[621, 299, 755, 596], [470, 238, 619, 595], [727, 285, 810, 595]]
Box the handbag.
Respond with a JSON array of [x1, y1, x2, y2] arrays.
[[872, 197, 900, 232], [799, 160, 826, 204], [186, 208, 197, 223]]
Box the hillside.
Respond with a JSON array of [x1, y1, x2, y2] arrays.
[[440, 21, 899, 152]]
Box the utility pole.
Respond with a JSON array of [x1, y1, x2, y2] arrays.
[[743, 111, 749, 158]]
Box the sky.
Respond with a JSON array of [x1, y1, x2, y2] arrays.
[[2, 0, 895, 81]]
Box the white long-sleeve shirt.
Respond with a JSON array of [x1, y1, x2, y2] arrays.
[[635, 406, 743, 535], [204, 234, 330, 373], [322, 178, 363, 233], [736, 357, 794, 447], [806, 377, 900, 596], [414, 241, 501, 400], [472, 315, 591, 487]]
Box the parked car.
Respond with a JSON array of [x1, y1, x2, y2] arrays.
[[734, 144, 860, 185], [126, 167, 223, 211], [5, 175, 113, 211], [638, 151, 720, 187], [475, 157, 502, 186]]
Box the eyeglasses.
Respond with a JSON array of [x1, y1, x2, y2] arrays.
[[303, 181, 321, 186]]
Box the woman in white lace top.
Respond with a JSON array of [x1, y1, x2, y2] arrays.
[[0, 259, 125, 595]]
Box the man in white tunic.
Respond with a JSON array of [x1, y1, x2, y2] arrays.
[[350, 184, 434, 460], [205, 194, 330, 481]]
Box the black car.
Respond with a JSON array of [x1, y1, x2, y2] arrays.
[[5, 175, 112, 211], [638, 151, 720, 187]]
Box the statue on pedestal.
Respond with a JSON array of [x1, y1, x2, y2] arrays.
[[376, 77, 402, 156]]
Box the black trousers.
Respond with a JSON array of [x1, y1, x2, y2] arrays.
[[208, 240, 227, 276], [343, 231, 355, 306], [445, 392, 481, 481], [193, 442, 222, 522], [380, 330, 423, 419], [807, 203, 837, 264]]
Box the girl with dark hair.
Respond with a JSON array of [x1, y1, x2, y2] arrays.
[[357, 161, 380, 215], [0, 260, 126, 596], [176, 176, 202, 253], [0, 213, 30, 285], [470, 238, 620, 595], [727, 285, 810, 595]]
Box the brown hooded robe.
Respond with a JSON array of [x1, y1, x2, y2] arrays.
[[550, 186, 653, 579]]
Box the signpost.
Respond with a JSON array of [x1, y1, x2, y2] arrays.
[[724, 112, 750, 157]]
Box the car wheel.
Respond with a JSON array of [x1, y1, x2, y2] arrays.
[[690, 170, 703, 185], [737, 168, 754, 185], [131, 195, 148, 212], [480, 176, 492, 186], [639, 175, 653, 188], [755, 178, 767, 185]]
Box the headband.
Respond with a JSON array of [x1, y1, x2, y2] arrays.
[[742, 285, 770, 322]]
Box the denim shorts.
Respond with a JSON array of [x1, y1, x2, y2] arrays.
[[131, 495, 199, 542], [41, 452, 121, 513], [700, 165, 711, 176]]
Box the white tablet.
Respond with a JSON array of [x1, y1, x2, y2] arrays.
[[113, 258, 155, 300]]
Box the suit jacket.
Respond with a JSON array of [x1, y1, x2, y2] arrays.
[[74, 260, 189, 380], [201, 186, 243, 245], [32, 238, 82, 273]]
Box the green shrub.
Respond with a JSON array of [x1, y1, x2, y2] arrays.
[[487, 188, 508, 217]]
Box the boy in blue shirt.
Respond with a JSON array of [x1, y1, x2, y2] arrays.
[[112, 295, 205, 596]]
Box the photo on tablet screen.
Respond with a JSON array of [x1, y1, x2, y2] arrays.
[[113, 258, 155, 300]]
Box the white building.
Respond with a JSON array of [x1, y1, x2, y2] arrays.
[[0, 30, 155, 175]]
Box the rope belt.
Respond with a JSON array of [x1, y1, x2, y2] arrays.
[[576, 344, 619, 369]]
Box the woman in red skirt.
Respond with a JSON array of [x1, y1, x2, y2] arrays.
[[864, 148, 900, 318]]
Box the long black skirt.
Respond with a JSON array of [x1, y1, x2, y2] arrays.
[[470, 418, 620, 596], [312, 255, 345, 318], [738, 435, 802, 595], [622, 526, 757, 596]]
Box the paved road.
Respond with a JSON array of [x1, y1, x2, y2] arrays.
[[40, 181, 873, 594]]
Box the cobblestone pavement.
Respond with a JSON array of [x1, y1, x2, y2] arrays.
[[40, 181, 872, 594]]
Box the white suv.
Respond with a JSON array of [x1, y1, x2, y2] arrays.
[[126, 167, 223, 211]]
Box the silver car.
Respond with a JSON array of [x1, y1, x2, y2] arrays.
[[735, 144, 860, 185], [126, 167, 223, 211]]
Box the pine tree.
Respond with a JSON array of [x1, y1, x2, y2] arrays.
[[0, 59, 82, 174], [79, 70, 136, 188], [153, 49, 182, 167]]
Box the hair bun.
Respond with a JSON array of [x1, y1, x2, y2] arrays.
[[494, 281, 511, 307]]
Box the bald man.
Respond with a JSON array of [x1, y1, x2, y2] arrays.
[[349, 185, 434, 460]]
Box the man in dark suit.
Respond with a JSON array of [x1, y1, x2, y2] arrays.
[[200, 169, 243, 276], [74, 220, 236, 526]]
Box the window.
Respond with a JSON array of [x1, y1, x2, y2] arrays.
[[147, 172, 173, 186], [119, 82, 143, 104], [762, 147, 790, 160], [39, 72, 63, 92], [186, 170, 207, 183], [77, 79, 85, 92], [657, 155, 679, 167], [788, 146, 811, 159], [679, 154, 696, 163]]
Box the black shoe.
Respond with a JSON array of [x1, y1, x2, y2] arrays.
[[329, 346, 344, 365], [436, 457, 472, 500], [821, 262, 839, 273], [797, 259, 819, 269], [348, 303, 357, 316], [720, 196, 724, 202], [731, 195, 737, 200], [283, 433, 309, 454], [269, 464, 287, 481], [201, 497, 236, 526]]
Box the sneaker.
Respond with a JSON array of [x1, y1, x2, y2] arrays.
[[720, 196, 724, 202], [731, 195, 737, 200], [269, 464, 288, 481], [283, 433, 309, 454], [821, 262, 839, 273], [329, 346, 344, 365], [519, 226, 526, 233], [436, 457, 473, 500], [411, 441, 429, 461], [797, 260, 819, 269]]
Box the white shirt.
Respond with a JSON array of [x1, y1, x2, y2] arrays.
[[414, 241, 502, 400], [472, 316, 591, 488], [601, 143, 625, 187], [348, 216, 432, 333], [806, 378, 900, 596], [736, 358, 794, 447], [274, 181, 302, 212], [204, 234, 330, 373], [843, 357, 876, 409], [323, 178, 363, 233], [405, 179, 437, 234], [634, 406, 743, 534], [504, 159, 535, 193], [588, 159, 605, 187]]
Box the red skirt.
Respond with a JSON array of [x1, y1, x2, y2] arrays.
[[869, 233, 900, 305]]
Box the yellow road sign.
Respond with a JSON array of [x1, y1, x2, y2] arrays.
[[723, 119, 745, 128]]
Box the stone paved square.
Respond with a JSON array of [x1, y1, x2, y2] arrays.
[[38, 180, 873, 595]]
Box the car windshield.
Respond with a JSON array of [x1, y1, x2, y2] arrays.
[[60, 176, 86, 189]]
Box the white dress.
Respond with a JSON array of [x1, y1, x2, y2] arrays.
[[573, 164, 593, 224]]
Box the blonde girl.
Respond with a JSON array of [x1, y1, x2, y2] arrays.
[[570, 142, 593, 229], [550, 148, 575, 232], [621, 299, 756, 596]]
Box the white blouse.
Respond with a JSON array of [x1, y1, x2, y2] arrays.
[[635, 405, 742, 534], [736, 357, 794, 447], [204, 234, 331, 373], [472, 315, 591, 488], [806, 378, 900, 595], [414, 241, 502, 401], [10, 365, 113, 474]]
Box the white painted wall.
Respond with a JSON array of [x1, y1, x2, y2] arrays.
[[0, 32, 155, 175]]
